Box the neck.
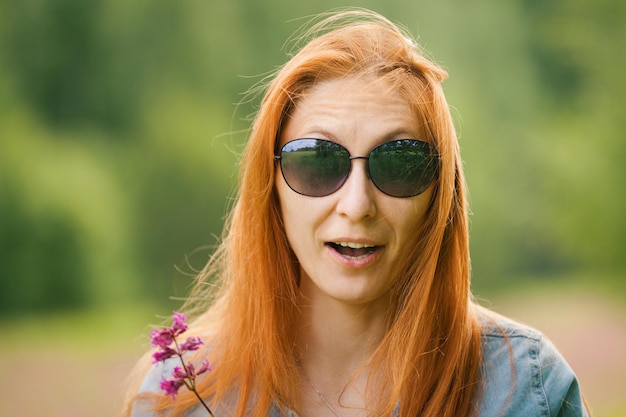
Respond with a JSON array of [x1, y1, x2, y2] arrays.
[[295, 283, 390, 388], [294, 287, 390, 417]]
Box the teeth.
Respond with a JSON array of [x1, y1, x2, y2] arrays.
[[335, 242, 375, 249]]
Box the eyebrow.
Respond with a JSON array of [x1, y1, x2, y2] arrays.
[[289, 126, 420, 142]]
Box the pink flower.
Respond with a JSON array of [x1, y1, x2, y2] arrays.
[[149, 328, 175, 349], [152, 347, 177, 363], [171, 311, 188, 335], [148, 312, 215, 416], [160, 378, 185, 400], [150, 312, 190, 352], [180, 336, 204, 352], [172, 366, 188, 381], [196, 359, 212, 376]]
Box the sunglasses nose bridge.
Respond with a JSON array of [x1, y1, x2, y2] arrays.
[[349, 155, 369, 161], [348, 155, 372, 179], [343, 155, 375, 193], [335, 155, 378, 220]]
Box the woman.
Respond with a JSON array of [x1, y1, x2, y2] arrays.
[[122, 9, 591, 417]]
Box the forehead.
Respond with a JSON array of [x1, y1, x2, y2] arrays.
[[280, 77, 423, 146]]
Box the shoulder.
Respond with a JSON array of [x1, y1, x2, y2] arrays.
[[474, 307, 589, 417], [128, 359, 172, 417], [130, 357, 208, 417]]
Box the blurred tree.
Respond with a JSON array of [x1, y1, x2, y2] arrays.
[[426, 0, 626, 289], [519, 0, 626, 273], [127, 93, 239, 303], [0, 186, 90, 314], [2, 0, 135, 131], [0, 105, 141, 315], [0, 0, 624, 318]]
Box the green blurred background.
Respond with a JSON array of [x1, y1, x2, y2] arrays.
[[0, 0, 624, 416]]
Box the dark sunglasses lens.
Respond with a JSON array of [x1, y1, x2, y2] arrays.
[[368, 140, 439, 197], [280, 139, 351, 197]]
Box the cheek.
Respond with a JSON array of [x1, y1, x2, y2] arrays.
[[276, 179, 308, 247], [276, 180, 292, 228], [414, 192, 433, 225], [391, 188, 433, 238]]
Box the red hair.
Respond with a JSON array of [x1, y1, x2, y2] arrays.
[[121, 9, 482, 417]]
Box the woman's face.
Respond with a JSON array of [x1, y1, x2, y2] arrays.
[[275, 77, 434, 310]]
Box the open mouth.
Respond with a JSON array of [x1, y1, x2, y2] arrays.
[[326, 241, 380, 259]]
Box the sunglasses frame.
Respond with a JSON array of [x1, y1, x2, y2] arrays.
[[274, 138, 439, 198]]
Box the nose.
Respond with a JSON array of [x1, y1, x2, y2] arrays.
[[335, 159, 377, 221]]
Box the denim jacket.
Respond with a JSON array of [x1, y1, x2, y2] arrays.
[[476, 311, 588, 417], [132, 312, 589, 417]]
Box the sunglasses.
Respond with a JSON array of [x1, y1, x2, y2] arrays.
[[274, 138, 439, 198]]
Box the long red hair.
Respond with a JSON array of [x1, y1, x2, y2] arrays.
[[121, 9, 482, 417]]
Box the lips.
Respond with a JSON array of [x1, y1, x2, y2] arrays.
[[326, 241, 380, 259]]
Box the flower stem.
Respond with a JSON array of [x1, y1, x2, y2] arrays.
[[191, 388, 216, 417], [173, 339, 216, 417]]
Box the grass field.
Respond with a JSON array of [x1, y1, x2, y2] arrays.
[[0, 286, 624, 417]]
